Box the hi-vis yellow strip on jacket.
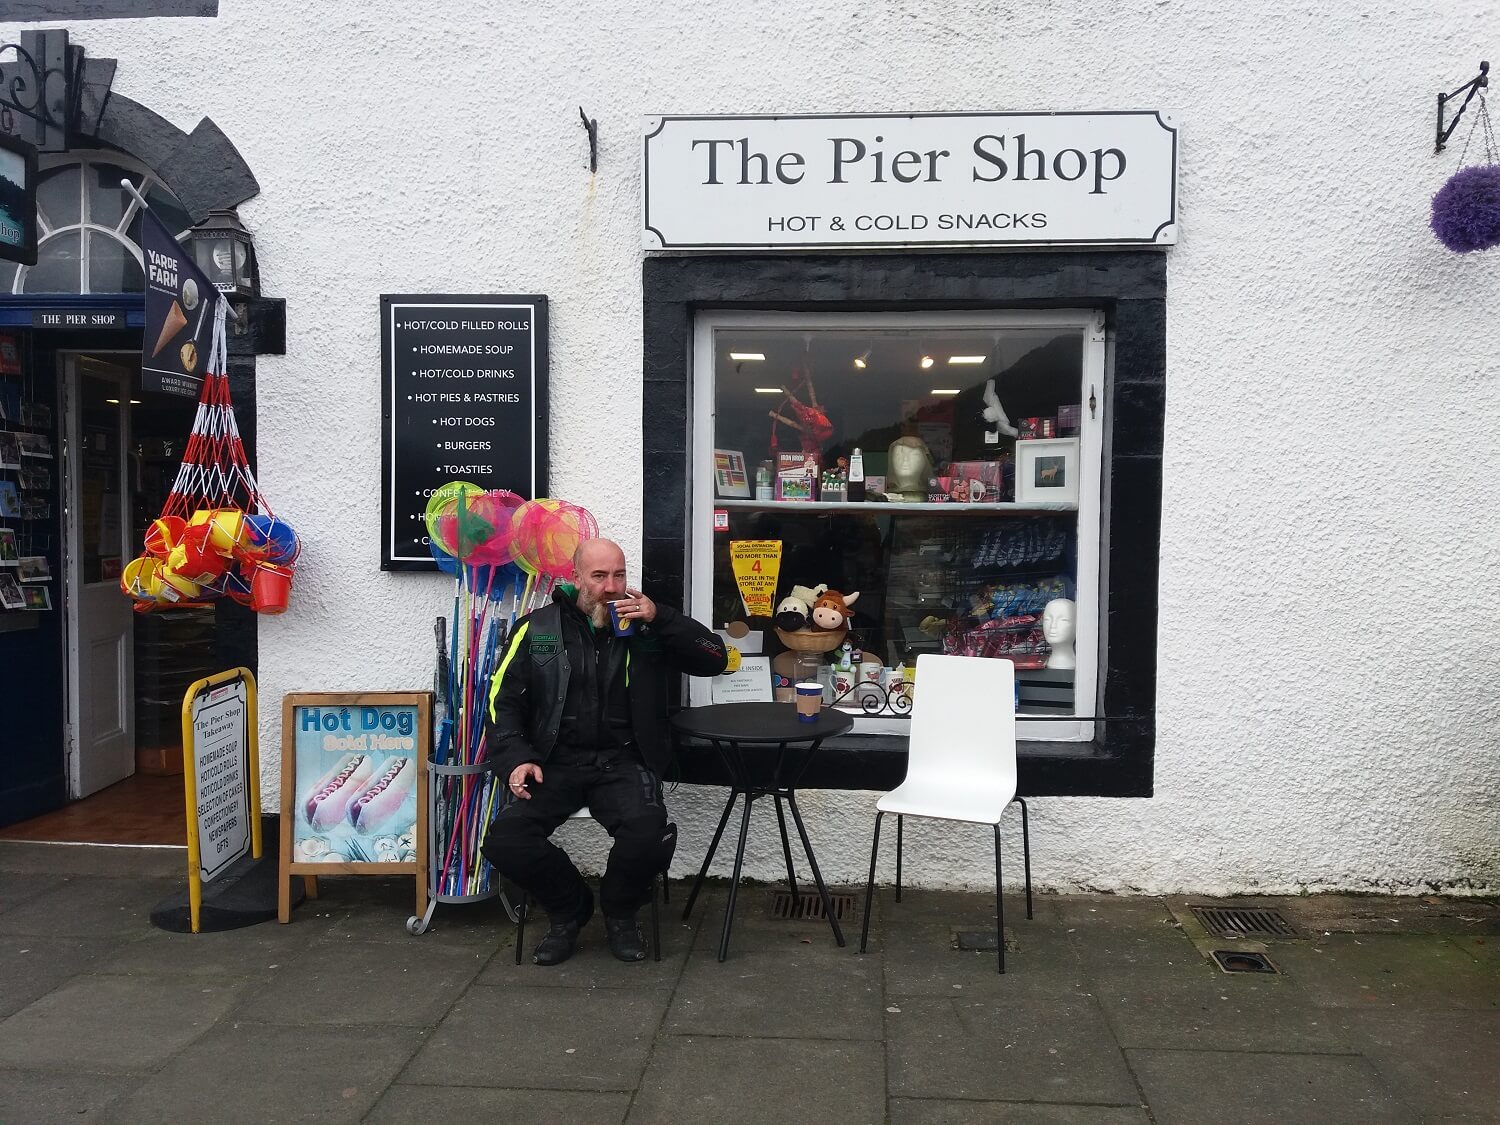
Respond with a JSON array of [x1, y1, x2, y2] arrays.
[[485, 620, 633, 724], [488, 620, 530, 723]]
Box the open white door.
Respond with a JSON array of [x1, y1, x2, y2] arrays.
[[63, 355, 135, 798]]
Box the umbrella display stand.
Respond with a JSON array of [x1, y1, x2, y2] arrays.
[[406, 757, 519, 935]]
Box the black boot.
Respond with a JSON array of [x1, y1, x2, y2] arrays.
[[605, 914, 647, 962], [532, 885, 594, 966]]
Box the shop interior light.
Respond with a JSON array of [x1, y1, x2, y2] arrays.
[[754, 387, 782, 394], [931, 388, 961, 395], [853, 348, 871, 369], [919, 355, 935, 369], [729, 352, 766, 361], [105, 398, 120, 404], [948, 355, 987, 364]]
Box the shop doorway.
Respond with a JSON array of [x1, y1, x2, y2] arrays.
[[0, 77, 268, 837], [0, 344, 208, 844], [62, 352, 135, 798]]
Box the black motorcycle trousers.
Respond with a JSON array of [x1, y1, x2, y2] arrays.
[[482, 758, 675, 920]]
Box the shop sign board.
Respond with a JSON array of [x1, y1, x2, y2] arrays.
[[32, 310, 126, 329], [643, 111, 1178, 249], [181, 667, 262, 933], [381, 295, 549, 570], [278, 692, 430, 923], [0, 131, 38, 266]]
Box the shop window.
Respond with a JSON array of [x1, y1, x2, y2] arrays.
[[689, 311, 1104, 739], [0, 152, 188, 296]]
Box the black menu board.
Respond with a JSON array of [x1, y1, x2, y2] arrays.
[[380, 295, 548, 571]]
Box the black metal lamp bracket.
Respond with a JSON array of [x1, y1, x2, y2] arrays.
[[1436, 60, 1490, 153], [579, 106, 599, 173]]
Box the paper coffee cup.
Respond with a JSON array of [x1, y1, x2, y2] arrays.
[[794, 681, 822, 721]]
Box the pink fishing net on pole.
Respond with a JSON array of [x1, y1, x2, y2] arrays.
[[510, 499, 600, 607]]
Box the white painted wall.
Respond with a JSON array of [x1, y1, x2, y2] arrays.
[[8, 1, 1498, 895]]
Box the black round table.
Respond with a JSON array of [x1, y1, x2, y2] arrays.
[[671, 702, 854, 961]]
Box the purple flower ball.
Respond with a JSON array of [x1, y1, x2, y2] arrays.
[[1431, 164, 1500, 253]]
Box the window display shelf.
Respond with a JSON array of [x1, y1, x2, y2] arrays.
[[715, 498, 1078, 514]]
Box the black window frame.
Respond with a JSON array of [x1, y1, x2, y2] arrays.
[[643, 252, 1163, 798]]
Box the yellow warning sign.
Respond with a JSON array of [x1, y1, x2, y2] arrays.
[[729, 540, 782, 618]]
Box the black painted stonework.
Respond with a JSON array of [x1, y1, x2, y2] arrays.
[[84, 94, 259, 222], [156, 117, 259, 221], [241, 297, 286, 356], [4, 1, 217, 18], [644, 252, 1166, 798], [90, 96, 191, 177], [75, 56, 117, 137]]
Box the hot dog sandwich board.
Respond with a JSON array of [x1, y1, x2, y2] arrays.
[[279, 692, 431, 923]]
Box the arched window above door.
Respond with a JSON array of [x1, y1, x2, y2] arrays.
[[0, 151, 194, 296]]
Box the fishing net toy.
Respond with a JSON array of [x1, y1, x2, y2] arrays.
[[423, 487, 526, 906], [120, 301, 300, 615], [509, 498, 600, 611], [413, 486, 599, 916]]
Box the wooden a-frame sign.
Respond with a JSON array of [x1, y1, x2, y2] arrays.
[[278, 691, 430, 923]]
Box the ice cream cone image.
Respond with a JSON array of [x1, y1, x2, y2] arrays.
[[152, 300, 187, 357]]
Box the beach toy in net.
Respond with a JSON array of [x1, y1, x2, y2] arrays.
[[120, 301, 300, 615]]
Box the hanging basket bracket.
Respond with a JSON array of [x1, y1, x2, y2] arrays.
[[1437, 60, 1490, 153]]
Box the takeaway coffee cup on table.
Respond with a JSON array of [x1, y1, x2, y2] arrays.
[[795, 682, 823, 722]]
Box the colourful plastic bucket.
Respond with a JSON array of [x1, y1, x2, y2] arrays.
[[243, 514, 300, 565], [120, 555, 159, 600], [207, 509, 246, 555], [249, 562, 293, 614], [143, 516, 185, 558], [157, 565, 202, 602]]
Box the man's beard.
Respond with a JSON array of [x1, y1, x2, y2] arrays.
[[576, 590, 610, 629]]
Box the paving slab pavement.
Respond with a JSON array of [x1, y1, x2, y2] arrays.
[[0, 840, 1497, 1123]]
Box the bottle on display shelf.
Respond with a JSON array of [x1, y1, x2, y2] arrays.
[[754, 461, 773, 501], [847, 447, 865, 502]]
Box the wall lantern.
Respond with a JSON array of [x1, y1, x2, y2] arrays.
[[188, 207, 259, 301]]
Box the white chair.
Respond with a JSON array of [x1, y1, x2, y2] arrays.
[[858, 654, 1033, 972], [513, 806, 665, 964]]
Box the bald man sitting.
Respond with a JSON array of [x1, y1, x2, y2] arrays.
[[482, 539, 728, 965]]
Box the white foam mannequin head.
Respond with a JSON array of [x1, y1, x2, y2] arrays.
[[1041, 598, 1076, 670], [886, 436, 934, 494]]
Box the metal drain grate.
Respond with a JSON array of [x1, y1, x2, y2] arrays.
[[953, 930, 1019, 953], [1212, 950, 1278, 974], [769, 891, 858, 921], [1190, 905, 1299, 939]]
